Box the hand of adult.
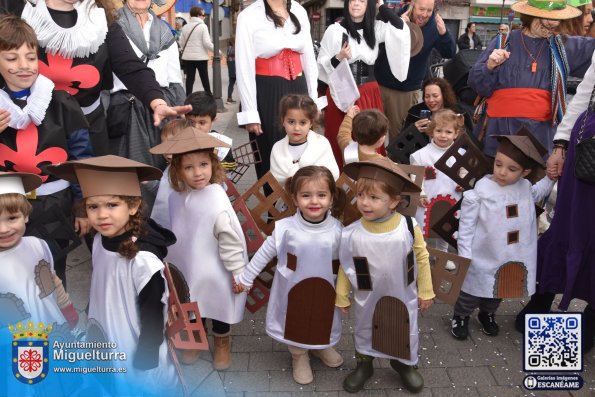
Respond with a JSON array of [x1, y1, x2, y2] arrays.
[[246, 123, 263, 135], [337, 42, 352, 61], [376, 0, 384, 10], [486, 49, 511, 71], [546, 148, 565, 179], [346, 105, 360, 118], [435, 13, 447, 36], [414, 118, 431, 133], [150, 100, 192, 126], [0, 109, 10, 133], [74, 217, 91, 236]]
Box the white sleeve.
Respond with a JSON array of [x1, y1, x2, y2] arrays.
[[166, 41, 183, 84], [237, 233, 278, 288], [317, 24, 341, 84], [213, 211, 247, 275], [235, 11, 261, 125], [200, 24, 215, 53], [320, 138, 340, 180], [374, 19, 410, 82], [531, 176, 555, 203], [457, 189, 480, 260], [554, 52, 595, 141], [296, 8, 320, 104]]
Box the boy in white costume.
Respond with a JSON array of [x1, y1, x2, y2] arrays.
[[451, 132, 555, 340], [336, 157, 434, 394]]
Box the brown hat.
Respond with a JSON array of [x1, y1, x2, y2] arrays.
[[407, 21, 424, 57], [150, 126, 231, 155], [511, 0, 581, 20], [46, 156, 162, 198], [494, 126, 547, 169], [0, 172, 43, 195], [344, 157, 421, 193]]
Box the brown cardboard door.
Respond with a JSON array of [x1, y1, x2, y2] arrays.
[[284, 277, 335, 345], [372, 296, 410, 360], [494, 262, 527, 298]]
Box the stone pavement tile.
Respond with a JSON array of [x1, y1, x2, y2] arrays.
[[362, 368, 408, 390], [225, 393, 244, 397], [293, 392, 339, 397], [337, 390, 385, 396], [269, 369, 316, 392], [189, 370, 226, 397], [488, 364, 525, 387], [475, 385, 526, 397], [419, 339, 466, 369], [430, 386, 480, 397], [226, 352, 250, 371], [249, 351, 291, 371], [571, 387, 595, 397], [457, 342, 507, 367], [180, 355, 215, 392], [312, 368, 350, 391], [232, 335, 273, 353], [223, 370, 270, 392], [244, 392, 292, 397], [386, 387, 433, 397], [446, 366, 497, 387], [335, 333, 356, 351], [417, 367, 452, 388]]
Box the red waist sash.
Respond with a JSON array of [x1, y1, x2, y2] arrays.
[[255, 49, 303, 80], [486, 88, 552, 121]]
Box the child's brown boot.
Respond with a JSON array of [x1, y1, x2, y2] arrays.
[[213, 334, 232, 370]]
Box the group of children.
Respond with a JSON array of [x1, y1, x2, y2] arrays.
[[0, 11, 557, 396]]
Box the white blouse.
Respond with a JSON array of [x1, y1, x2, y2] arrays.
[[235, 0, 319, 125]]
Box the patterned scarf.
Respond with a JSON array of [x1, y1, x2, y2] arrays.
[[549, 34, 569, 125]]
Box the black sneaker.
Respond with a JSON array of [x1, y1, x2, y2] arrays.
[[451, 315, 469, 340], [478, 312, 500, 336]]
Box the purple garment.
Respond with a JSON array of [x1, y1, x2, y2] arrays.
[[468, 30, 595, 156], [537, 110, 595, 310]]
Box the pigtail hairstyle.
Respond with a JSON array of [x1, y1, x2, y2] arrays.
[[264, 0, 301, 34], [340, 0, 376, 49], [115, 196, 145, 259], [278, 94, 319, 129], [285, 165, 345, 217]]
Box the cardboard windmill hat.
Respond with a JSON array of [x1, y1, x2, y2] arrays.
[[493, 126, 548, 169], [0, 172, 43, 195], [511, 0, 581, 19], [150, 126, 231, 155], [407, 21, 424, 57], [344, 157, 421, 193], [46, 156, 162, 198]]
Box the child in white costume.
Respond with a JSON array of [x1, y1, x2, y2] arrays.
[[47, 156, 180, 395], [150, 128, 247, 370], [270, 95, 340, 185], [234, 166, 344, 385], [451, 133, 555, 340], [336, 157, 434, 394], [410, 109, 464, 269], [0, 172, 78, 329]]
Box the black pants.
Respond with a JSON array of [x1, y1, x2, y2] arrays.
[[202, 318, 230, 335], [185, 60, 210, 95]]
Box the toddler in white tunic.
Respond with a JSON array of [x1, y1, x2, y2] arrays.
[[270, 95, 339, 185], [451, 133, 555, 341], [336, 158, 434, 394], [235, 166, 344, 385]]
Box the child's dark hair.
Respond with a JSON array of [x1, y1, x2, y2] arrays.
[[0, 15, 38, 52], [169, 149, 226, 192], [185, 91, 217, 120], [279, 95, 318, 128], [160, 118, 193, 141], [352, 109, 388, 146], [426, 109, 465, 136], [285, 166, 346, 217], [0, 193, 32, 217]]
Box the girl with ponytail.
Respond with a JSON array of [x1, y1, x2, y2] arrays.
[[236, 0, 322, 181]]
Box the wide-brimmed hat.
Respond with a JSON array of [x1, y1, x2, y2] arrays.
[[344, 157, 421, 193], [407, 22, 424, 57], [511, 0, 581, 20], [47, 156, 162, 198], [0, 172, 43, 195], [567, 0, 591, 7], [150, 126, 230, 155]]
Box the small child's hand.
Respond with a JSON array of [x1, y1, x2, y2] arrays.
[[419, 196, 429, 207], [339, 305, 351, 314], [418, 298, 433, 313], [347, 105, 360, 118], [455, 185, 464, 192], [232, 278, 248, 294]]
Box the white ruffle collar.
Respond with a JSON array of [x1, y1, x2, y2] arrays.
[[0, 75, 54, 129], [22, 0, 108, 58]]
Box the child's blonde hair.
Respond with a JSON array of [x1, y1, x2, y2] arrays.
[[0, 193, 32, 217], [356, 178, 401, 201], [160, 118, 193, 141], [169, 150, 226, 192], [426, 109, 465, 137], [279, 94, 319, 128]]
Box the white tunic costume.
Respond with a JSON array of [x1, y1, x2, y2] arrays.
[[166, 183, 247, 324], [0, 237, 65, 327], [458, 175, 555, 298], [88, 234, 177, 391], [340, 216, 420, 365], [238, 211, 343, 349], [410, 141, 461, 237], [270, 130, 340, 185]]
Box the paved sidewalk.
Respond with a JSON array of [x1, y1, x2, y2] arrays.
[[64, 68, 595, 397]]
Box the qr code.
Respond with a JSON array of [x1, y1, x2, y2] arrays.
[[524, 313, 582, 371]]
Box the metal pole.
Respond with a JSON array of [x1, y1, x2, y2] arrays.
[[212, 2, 225, 112], [500, 0, 505, 24]]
